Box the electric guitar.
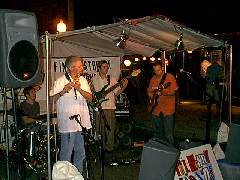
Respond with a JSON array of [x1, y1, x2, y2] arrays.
[[147, 82, 171, 113], [89, 69, 141, 109]]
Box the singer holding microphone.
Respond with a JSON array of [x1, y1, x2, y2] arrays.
[[50, 56, 93, 174]]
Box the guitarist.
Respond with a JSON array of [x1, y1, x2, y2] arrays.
[[91, 60, 128, 152], [147, 61, 178, 146]]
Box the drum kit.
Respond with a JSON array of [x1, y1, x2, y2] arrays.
[[13, 114, 59, 177]]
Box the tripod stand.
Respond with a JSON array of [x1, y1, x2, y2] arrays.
[[94, 107, 112, 180]]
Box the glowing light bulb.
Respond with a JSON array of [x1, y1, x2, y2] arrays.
[[124, 60, 131, 66], [57, 20, 67, 32]]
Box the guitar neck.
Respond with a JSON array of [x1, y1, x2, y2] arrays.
[[101, 74, 132, 96]]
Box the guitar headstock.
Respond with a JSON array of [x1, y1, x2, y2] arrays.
[[131, 69, 141, 77]]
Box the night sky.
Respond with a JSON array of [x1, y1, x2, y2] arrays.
[[1, 0, 240, 33], [73, 0, 240, 33]]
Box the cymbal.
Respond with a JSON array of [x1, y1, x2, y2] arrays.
[[33, 113, 57, 120]]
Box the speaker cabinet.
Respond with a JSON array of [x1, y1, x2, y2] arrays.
[[138, 138, 180, 180], [0, 9, 41, 88], [224, 122, 240, 163], [115, 115, 133, 147]]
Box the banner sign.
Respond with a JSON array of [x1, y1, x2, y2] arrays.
[[174, 144, 223, 180], [51, 56, 121, 83]]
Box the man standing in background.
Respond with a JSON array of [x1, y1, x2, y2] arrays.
[[91, 60, 128, 152]]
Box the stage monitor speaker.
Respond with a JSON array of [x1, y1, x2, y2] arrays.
[[138, 138, 180, 180], [224, 122, 240, 163], [115, 116, 133, 147], [0, 9, 41, 88]]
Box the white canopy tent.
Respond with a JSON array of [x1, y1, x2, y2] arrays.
[[39, 14, 233, 127], [41, 15, 232, 116], [45, 15, 225, 58]]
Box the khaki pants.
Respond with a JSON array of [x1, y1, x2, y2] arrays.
[[96, 109, 116, 151]]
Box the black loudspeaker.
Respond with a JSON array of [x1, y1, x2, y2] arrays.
[[115, 115, 133, 147], [224, 122, 240, 163], [138, 138, 180, 180], [0, 9, 41, 88]]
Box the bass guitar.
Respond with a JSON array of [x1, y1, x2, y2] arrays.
[[89, 69, 141, 109], [147, 82, 171, 113]]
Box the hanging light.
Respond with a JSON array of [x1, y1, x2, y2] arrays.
[[57, 19, 67, 33], [134, 57, 139, 62], [115, 30, 129, 49], [124, 59, 131, 66], [175, 33, 184, 51], [150, 57, 155, 61]]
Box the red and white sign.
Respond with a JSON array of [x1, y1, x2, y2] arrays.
[[174, 144, 223, 180]]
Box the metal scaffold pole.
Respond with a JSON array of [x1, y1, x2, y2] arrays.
[[45, 31, 52, 180]]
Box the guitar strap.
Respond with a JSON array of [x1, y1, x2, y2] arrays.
[[65, 72, 71, 82], [159, 73, 167, 88], [147, 73, 167, 113], [107, 75, 110, 85]]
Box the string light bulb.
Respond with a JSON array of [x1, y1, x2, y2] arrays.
[[124, 59, 131, 66]]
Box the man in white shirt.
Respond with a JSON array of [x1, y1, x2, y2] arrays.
[[50, 56, 92, 173]]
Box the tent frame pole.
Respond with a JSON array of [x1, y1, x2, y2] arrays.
[[228, 44, 232, 124], [44, 31, 52, 180]]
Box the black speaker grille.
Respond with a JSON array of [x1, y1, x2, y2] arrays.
[[9, 40, 38, 81]]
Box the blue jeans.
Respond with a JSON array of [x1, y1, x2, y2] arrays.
[[59, 131, 85, 173], [152, 112, 175, 145]]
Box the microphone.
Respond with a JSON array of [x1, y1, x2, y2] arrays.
[[73, 87, 77, 100], [180, 69, 192, 75], [69, 114, 83, 127]]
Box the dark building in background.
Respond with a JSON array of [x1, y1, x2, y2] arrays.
[[2, 0, 67, 35]]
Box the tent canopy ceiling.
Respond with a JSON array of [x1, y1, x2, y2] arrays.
[[48, 15, 225, 58]]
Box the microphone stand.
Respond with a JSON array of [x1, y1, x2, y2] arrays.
[[69, 114, 95, 180], [180, 69, 199, 87], [93, 105, 111, 180]]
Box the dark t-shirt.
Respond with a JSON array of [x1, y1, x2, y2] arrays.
[[20, 101, 40, 117], [206, 64, 224, 99]]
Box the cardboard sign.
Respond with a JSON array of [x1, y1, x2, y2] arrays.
[[174, 144, 223, 180]]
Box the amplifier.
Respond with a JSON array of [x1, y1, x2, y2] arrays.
[[115, 110, 130, 117]]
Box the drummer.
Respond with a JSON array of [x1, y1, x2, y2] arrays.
[[19, 86, 41, 126]]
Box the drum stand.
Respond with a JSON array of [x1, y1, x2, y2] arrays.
[[52, 122, 58, 163]]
